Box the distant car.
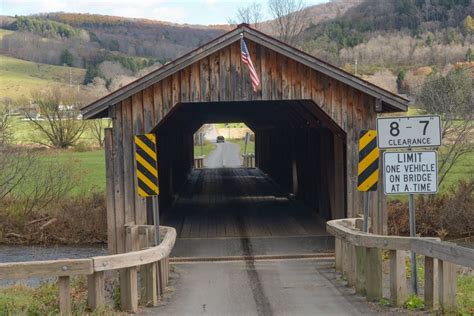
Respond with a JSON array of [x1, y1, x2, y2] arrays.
[[216, 136, 225, 143]]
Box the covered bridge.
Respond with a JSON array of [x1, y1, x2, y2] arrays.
[[81, 24, 408, 255]]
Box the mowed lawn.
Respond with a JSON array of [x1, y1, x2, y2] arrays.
[[0, 53, 86, 102]]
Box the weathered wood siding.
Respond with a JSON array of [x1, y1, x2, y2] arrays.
[[105, 39, 383, 254]]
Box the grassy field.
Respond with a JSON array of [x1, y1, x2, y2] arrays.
[[193, 141, 216, 157], [0, 53, 86, 103]]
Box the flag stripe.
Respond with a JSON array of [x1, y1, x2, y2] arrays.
[[241, 38, 260, 92]]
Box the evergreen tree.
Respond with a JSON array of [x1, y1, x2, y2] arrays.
[[60, 49, 74, 67], [83, 65, 99, 85], [466, 48, 473, 62]]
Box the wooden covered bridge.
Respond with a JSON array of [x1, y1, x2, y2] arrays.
[[81, 24, 408, 255], [2, 24, 471, 315]]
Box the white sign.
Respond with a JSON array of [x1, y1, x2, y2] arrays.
[[383, 151, 438, 195], [377, 116, 441, 149]]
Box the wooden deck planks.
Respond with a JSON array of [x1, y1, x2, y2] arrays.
[[163, 168, 325, 238]]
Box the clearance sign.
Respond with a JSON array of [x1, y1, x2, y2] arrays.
[[376, 115, 441, 149]]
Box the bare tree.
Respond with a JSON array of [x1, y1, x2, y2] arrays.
[[89, 118, 112, 147], [268, 0, 309, 46], [417, 68, 474, 187], [13, 155, 78, 217], [228, 2, 264, 28], [27, 88, 86, 148]]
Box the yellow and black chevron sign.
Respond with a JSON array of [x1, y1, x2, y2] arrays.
[[357, 130, 379, 192], [134, 134, 159, 197]]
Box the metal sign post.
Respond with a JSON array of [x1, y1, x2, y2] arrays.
[[244, 131, 250, 154], [135, 134, 160, 245], [408, 193, 417, 294], [199, 132, 204, 156]]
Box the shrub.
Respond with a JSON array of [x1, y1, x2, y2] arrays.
[[388, 179, 474, 238]]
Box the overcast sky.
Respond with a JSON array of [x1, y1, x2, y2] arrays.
[[1, 0, 329, 25]]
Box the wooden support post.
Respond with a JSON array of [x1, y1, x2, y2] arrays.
[[341, 241, 349, 281], [142, 227, 158, 306], [424, 256, 438, 310], [355, 246, 366, 295], [389, 250, 407, 306], [120, 226, 139, 312], [365, 247, 382, 301], [335, 238, 342, 272], [87, 271, 105, 311], [438, 260, 457, 313], [158, 259, 166, 295], [58, 276, 71, 316]]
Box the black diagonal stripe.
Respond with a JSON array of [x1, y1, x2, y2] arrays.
[[367, 182, 378, 192], [357, 158, 379, 186], [359, 138, 377, 162], [138, 135, 156, 152], [136, 147, 157, 167], [138, 178, 157, 196], [359, 130, 369, 139], [137, 162, 158, 185]]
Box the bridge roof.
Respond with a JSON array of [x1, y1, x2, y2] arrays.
[[81, 24, 408, 119]]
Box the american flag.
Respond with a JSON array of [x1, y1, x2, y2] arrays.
[[241, 38, 260, 92]]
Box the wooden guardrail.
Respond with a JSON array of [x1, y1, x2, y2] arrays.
[[194, 155, 205, 168], [0, 225, 176, 315], [327, 219, 474, 313], [242, 153, 255, 168]]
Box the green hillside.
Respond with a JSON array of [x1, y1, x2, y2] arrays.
[[0, 53, 86, 103]]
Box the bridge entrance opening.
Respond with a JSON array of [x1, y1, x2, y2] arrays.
[[153, 100, 346, 240]]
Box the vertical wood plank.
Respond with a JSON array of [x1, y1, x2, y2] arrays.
[[87, 271, 105, 311], [104, 128, 117, 254], [438, 260, 457, 313], [58, 276, 71, 316], [172, 72, 180, 107], [219, 46, 230, 101], [366, 247, 382, 301], [199, 57, 210, 102], [261, 46, 271, 100], [209, 52, 220, 102], [113, 104, 126, 253], [180, 68, 190, 103], [355, 246, 366, 295], [389, 250, 408, 306], [121, 226, 139, 312], [335, 237, 342, 272], [132, 93, 147, 225], [424, 256, 438, 310], [122, 98, 136, 227], [152, 82, 163, 126], [333, 135, 345, 219], [143, 86, 155, 132], [162, 77, 172, 115], [230, 41, 242, 101], [281, 55, 289, 99]]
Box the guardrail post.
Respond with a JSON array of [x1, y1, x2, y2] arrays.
[[438, 260, 457, 313], [355, 246, 366, 295], [58, 276, 71, 315], [87, 271, 105, 310], [121, 226, 139, 312], [424, 256, 438, 310], [389, 250, 407, 306], [141, 227, 158, 306], [335, 238, 342, 272], [365, 247, 382, 301], [342, 241, 356, 286]]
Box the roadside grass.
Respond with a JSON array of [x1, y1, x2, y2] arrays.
[[193, 141, 216, 157], [229, 138, 255, 155], [0, 54, 86, 103], [0, 277, 118, 315]]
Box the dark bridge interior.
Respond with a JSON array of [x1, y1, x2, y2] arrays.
[[153, 100, 347, 238]]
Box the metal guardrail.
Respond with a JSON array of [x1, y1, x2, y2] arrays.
[[0, 225, 176, 314], [327, 218, 474, 313]]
